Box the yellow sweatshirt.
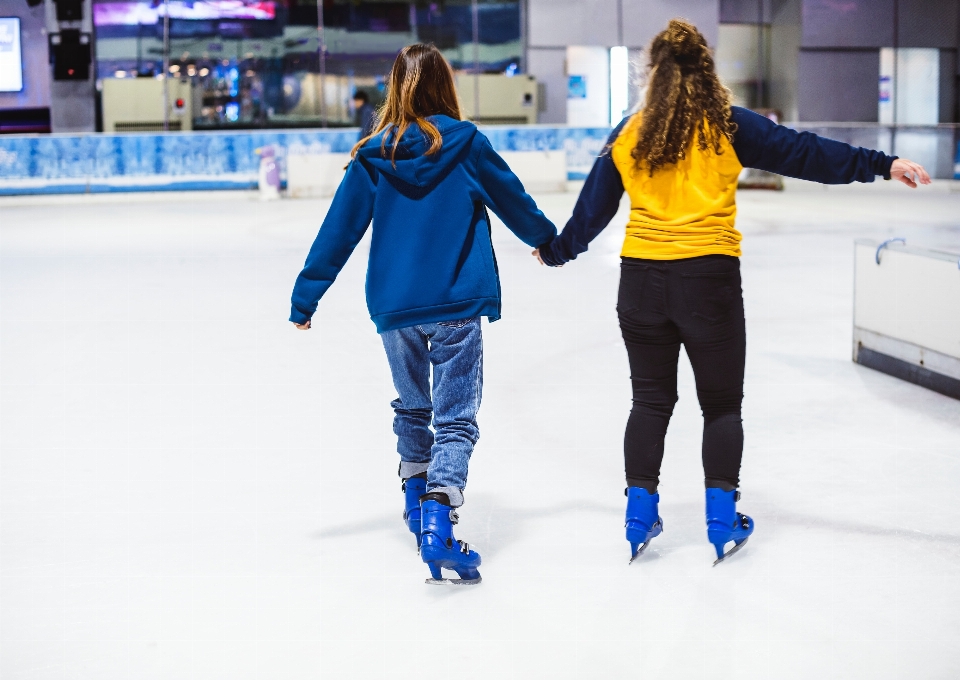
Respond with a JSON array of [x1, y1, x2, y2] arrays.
[[610, 114, 744, 260]]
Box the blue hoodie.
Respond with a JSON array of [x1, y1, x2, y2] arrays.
[[289, 115, 557, 332]]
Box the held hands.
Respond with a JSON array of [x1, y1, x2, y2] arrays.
[[531, 248, 561, 267], [293, 320, 311, 330], [890, 158, 931, 188]]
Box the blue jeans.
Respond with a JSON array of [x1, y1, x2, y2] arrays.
[[380, 318, 483, 507]]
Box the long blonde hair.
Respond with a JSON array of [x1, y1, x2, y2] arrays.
[[351, 43, 462, 165], [632, 19, 736, 175]]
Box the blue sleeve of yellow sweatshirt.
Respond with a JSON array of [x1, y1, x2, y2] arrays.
[[475, 139, 558, 248], [538, 120, 627, 267], [289, 158, 377, 324], [539, 111, 897, 267], [730, 106, 897, 183]]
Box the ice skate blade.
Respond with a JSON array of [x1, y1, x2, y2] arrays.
[[425, 577, 482, 586], [712, 537, 748, 566], [628, 542, 650, 564]]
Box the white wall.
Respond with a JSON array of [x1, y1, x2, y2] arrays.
[[879, 48, 940, 125], [566, 46, 610, 127], [715, 23, 770, 107], [527, 48, 567, 123], [768, 0, 801, 121]]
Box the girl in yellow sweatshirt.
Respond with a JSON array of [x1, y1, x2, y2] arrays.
[[536, 19, 930, 565]]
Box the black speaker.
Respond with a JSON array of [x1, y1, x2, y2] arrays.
[[54, 0, 83, 21], [50, 30, 91, 80]]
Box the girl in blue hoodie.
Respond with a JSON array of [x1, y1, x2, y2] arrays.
[[290, 44, 557, 585]]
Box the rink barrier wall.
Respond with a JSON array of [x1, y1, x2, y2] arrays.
[[2, 126, 953, 197], [855, 345, 960, 400], [853, 240, 960, 400], [0, 126, 610, 196]]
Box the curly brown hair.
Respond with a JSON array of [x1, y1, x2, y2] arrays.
[[632, 19, 736, 175]]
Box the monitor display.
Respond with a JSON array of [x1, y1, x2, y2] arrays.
[[0, 17, 23, 93], [94, 1, 275, 26]]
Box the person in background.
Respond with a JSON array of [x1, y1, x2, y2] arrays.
[[534, 18, 930, 566], [352, 90, 376, 138], [291, 44, 557, 585]]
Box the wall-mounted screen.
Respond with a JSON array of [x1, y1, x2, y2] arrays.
[[93, 1, 275, 26], [0, 17, 24, 93]]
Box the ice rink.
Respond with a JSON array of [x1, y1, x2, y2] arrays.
[[2, 182, 960, 679]]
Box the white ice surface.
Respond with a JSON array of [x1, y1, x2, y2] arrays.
[[2, 184, 960, 679]]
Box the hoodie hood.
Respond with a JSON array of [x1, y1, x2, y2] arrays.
[[357, 115, 478, 188]]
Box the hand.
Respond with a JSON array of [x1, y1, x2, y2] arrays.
[[531, 248, 560, 267], [890, 158, 931, 188], [294, 320, 311, 330]]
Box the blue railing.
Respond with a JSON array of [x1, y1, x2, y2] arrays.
[[2, 123, 954, 196], [0, 126, 611, 196]]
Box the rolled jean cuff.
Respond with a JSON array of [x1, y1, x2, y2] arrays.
[[430, 486, 464, 507], [398, 461, 430, 479]]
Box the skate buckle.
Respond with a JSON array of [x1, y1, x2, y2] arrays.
[[449, 510, 459, 524]]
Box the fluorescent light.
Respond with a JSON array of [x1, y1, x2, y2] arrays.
[[609, 46, 629, 127]]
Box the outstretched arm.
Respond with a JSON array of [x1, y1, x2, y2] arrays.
[[730, 106, 930, 187], [535, 120, 628, 267], [290, 158, 377, 327], [476, 139, 558, 248]]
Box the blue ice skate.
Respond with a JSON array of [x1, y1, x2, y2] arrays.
[[705, 488, 754, 566], [625, 487, 663, 563], [420, 497, 482, 585], [402, 476, 427, 549]]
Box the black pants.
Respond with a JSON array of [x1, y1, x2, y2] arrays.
[[618, 255, 746, 493]]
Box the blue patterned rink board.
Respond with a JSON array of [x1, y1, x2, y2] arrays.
[[0, 126, 611, 196]]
